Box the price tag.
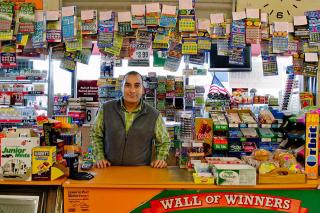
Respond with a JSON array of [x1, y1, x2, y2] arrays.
[[85, 107, 99, 124], [190, 160, 201, 165], [262, 124, 271, 128], [182, 142, 191, 147], [248, 124, 257, 128], [132, 49, 149, 59], [240, 123, 248, 128], [261, 138, 271, 142], [229, 124, 238, 128]]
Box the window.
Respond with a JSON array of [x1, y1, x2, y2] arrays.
[[31, 54, 293, 98], [52, 60, 72, 95]]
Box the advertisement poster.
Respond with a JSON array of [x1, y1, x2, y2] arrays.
[[77, 80, 98, 102], [32, 13, 45, 48], [132, 190, 320, 213]]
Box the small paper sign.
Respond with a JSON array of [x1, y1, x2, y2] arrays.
[[100, 11, 112, 20], [198, 18, 210, 30], [179, 0, 193, 10], [118, 11, 131, 22], [261, 13, 268, 23], [46, 11, 59, 21], [274, 22, 288, 32], [305, 53, 318, 62], [131, 4, 145, 16], [162, 5, 176, 15], [81, 10, 94, 20], [293, 16, 307, 26], [35, 11, 44, 22], [62, 6, 75, 17], [246, 9, 260, 19], [210, 13, 224, 24], [226, 23, 231, 34], [146, 3, 160, 13], [288, 23, 294, 32], [232, 11, 246, 20]]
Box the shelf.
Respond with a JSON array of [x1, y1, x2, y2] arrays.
[[228, 123, 258, 128], [0, 119, 36, 123], [0, 176, 67, 186], [0, 105, 47, 110], [260, 123, 281, 128], [0, 91, 46, 95], [0, 80, 48, 84]]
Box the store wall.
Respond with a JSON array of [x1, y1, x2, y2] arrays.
[[43, 0, 60, 10], [236, 0, 320, 22], [62, 0, 234, 18], [228, 56, 292, 97]]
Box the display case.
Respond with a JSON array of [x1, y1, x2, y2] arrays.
[[0, 58, 49, 129], [0, 177, 65, 213]]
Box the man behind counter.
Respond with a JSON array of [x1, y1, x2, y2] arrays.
[[91, 71, 170, 169]]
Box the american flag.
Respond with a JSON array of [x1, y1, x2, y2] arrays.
[[208, 75, 230, 96]]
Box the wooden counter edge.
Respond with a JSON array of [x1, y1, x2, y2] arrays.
[[62, 180, 319, 190], [0, 176, 67, 186]]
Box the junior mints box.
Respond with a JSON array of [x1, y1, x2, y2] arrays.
[[32, 146, 56, 181], [0, 137, 39, 181], [213, 164, 256, 185]]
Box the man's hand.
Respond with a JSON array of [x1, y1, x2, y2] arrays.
[[96, 159, 111, 168], [151, 160, 167, 168]]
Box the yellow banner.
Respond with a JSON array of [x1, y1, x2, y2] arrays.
[[305, 113, 319, 179]]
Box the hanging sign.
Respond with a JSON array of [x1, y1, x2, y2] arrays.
[[146, 3, 160, 26], [182, 37, 197, 55], [81, 10, 97, 35], [118, 11, 134, 36], [231, 19, 246, 48], [0, 41, 16, 68], [305, 10, 320, 46], [104, 33, 123, 56], [46, 10, 61, 43], [32, 11, 45, 48], [131, 4, 145, 29], [262, 54, 278, 76], [18, 3, 35, 33], [66, 20, 82, 52], [159, 5, 177, 28], [164, 42, 182, 72], [60, 51, 76, 72], [97, 11, 114, 48]]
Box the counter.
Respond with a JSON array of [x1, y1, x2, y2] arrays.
[[63, 166, 320, 213]]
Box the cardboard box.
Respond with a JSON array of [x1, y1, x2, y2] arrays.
[[0, 137, 40, 181], [2, 128, 35, 138], [195, 118, 213, 155], [205, 157, 244, 165], [213, 164, 256, 185], [193, 173, 214, 184], [32, 146, 56, 181]]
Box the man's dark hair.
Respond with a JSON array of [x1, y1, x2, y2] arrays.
[[123, 71, 143, 84]]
